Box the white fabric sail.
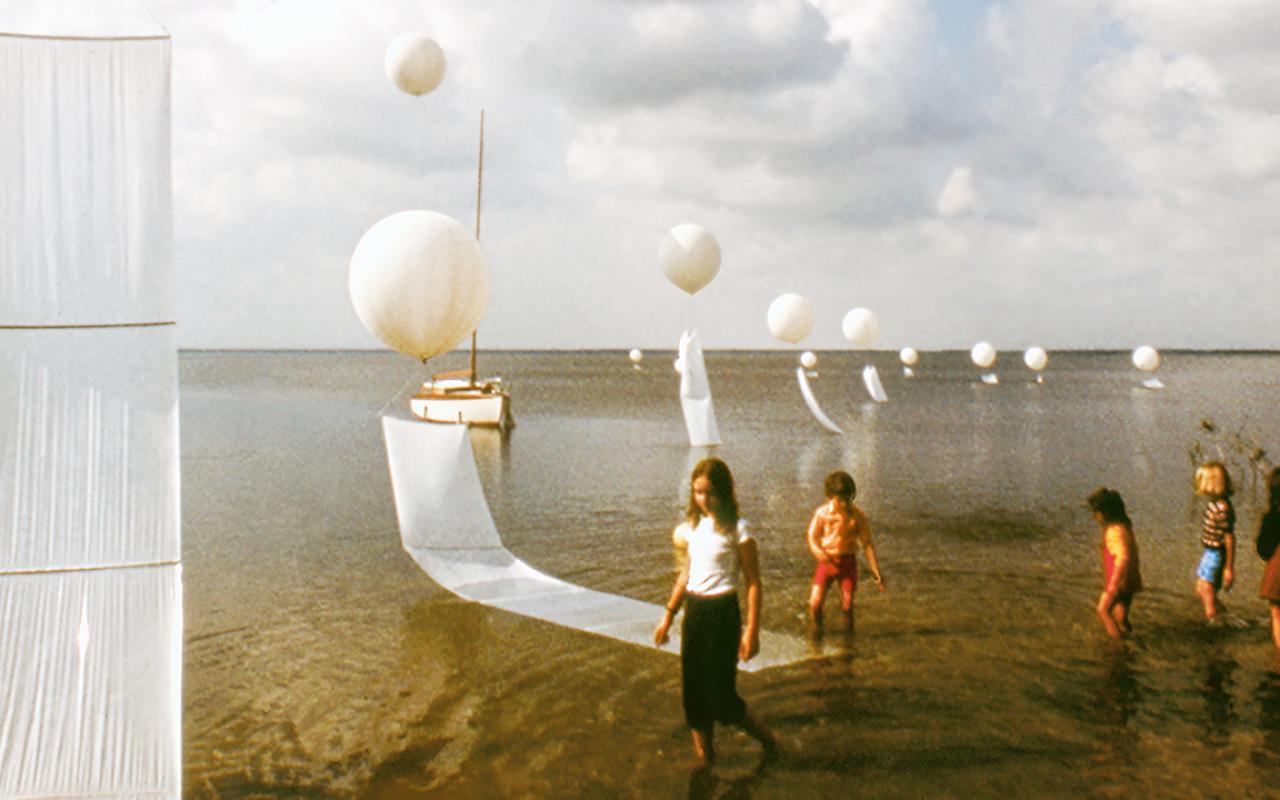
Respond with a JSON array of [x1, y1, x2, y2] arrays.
[[678, 329, 721, 447], [383, 417, 816, 672], [0, 6, 180, 796], [795, 367, 843, 434], [862, 364, 888, 403]]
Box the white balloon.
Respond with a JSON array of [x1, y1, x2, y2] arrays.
[[385, 33, 447, 96], [1133, 345, 1161, 371], [842, 308, 879, 348], [349, 210, 488, 361], [899, 347, 919, 366], [767, 293, 813, 344], [659, 224, 720, 295], [673, 357, 685, 373], [800, 351, 818, 370], [1024, 347, 1048, 371], [629, 348, 643, 364], [970, 341, 997, 368]]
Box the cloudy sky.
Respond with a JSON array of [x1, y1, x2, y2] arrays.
[[146, 0, 1279, 350]]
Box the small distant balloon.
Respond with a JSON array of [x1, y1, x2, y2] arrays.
[[767, 293, 814, 344], [841, 308, 879, 348], [659, 224, 720, 295], [800, 351, 818, 370], [629, 348, 643, 364], [1023, 347, 1048, 371], [899, 347, 919, 367], [1133, 345, 1161, 372], [970, 341, 997, 369], [385, 33, 447, 96]]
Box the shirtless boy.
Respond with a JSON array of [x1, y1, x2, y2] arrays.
[[806, 471, 884, 636]]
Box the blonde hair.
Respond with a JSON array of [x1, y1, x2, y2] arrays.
[[1194, 461, 1233, 498]]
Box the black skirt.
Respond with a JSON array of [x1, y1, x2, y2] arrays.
[[681, 591, 746, 729]]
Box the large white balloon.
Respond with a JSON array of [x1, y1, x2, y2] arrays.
[[385, 33, 447, 96], [659, 224, 720, 295], [349, 210, 488, 361], [842, 308, 879, 348], [800, 351, 818, 370], [970, 341, 997, 368], [767, 293, 814, 344], [1024, 347, 1048, 371], [1133, 345, 1161, 371], [629, 348, 643, 364], [899, 347, 919, 366]]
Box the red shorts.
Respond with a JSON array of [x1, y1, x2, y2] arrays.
[[812, 554, 858, 589]]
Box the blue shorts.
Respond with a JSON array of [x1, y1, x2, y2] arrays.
[[1197, 548, 1225, 589]]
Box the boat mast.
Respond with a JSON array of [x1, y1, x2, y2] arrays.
[[469, 109, 484, 387]]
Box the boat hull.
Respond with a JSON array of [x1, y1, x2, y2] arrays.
[[409, 390, 513, 429]]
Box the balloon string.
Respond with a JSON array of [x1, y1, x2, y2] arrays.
[[376, 374, 420, 418]]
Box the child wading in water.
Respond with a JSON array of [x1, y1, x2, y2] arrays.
[[1257, 467, 1280, 648], [653, 458, 779, 766], [805, 471, 884, 637], [1194, 461, 1236, 623], [1088, 488, 1143, 639]]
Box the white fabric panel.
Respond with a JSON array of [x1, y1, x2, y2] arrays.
[[981, 372, 1000, 385], [0, 32, 172, 325], [677, 329, 721, 447], [0, 564, 181, 798], [862, 364, 888, 403], [1141, 377, 1164, 390], [383, 417, 814, 672], [0, 327, 179, 571], [795, 367, 842, 434]]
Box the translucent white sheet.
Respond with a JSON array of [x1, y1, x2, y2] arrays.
[[383, 417, 816, 672], [677, 329, 721, 447], [981, 372, 1000, 385], [861, 364, 888, 403], [795, 367, 842, 434], [0, 27, 172, 325], [0, 564, 181, 799], [0, 328, 179, 571]]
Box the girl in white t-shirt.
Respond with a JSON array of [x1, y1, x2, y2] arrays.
[[653, 458, 778, 766]]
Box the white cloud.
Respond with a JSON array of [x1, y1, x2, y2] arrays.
[[936, 166, 978, 217]]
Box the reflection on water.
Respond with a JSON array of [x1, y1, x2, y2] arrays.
[[181, 351, 1280, 798]]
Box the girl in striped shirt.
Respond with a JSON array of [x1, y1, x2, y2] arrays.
[[1194, 461, 1235, 622]]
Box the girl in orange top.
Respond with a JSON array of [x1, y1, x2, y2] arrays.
[[1088, 487, 1143, 639]]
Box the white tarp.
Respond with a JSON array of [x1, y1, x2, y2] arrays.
[[383, 417, 816, 672], [0, 10, 172, 326], [0, 565, 182, 799], [0, 327, 179, 571], [678, 329, 721, 447], [0, 8, 179, 797], [795, 367, 842, 434]]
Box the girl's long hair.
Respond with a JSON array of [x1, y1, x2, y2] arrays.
[[686, 458, 739, 532], [1269, 467, 1280, 513], [1087, 487, 1131, 527]]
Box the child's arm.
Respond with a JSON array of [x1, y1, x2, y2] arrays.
[[738, 537, 762, 661], [653, 532, 689, 646], [806, 508, 833, 563], [856, 507, 886, 590], [1223, 531, 1235, 591]]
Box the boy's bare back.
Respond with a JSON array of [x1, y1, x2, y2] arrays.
[[809, 501, 870, 558]]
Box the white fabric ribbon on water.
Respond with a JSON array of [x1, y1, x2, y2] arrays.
[[795, 367, 843, 434], [862, 364, 888, 403], [678, 329, 721, 447]]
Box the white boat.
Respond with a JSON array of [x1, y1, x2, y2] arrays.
[[407, 111, 513, 430], [409, 368, 513, 429]]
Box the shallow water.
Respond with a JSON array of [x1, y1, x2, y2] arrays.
[[181, 350, 1280, 798]]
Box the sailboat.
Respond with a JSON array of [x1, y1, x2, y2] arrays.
[[408, 110, 513, 430]]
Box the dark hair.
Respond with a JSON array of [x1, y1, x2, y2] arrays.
[[1269, 467, 1280, 513], [1087, 487, 1131, 526], [686, 457, 739, 532], [824, 471, 856, 509]]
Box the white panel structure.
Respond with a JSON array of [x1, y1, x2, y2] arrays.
[[0, 11, 172, 325], [1, 4, 180, 797], [0, 327, 179, 571], [677, 329, 721, 447], [384, 417, 816, 672], [0, 565, 182, 799]]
